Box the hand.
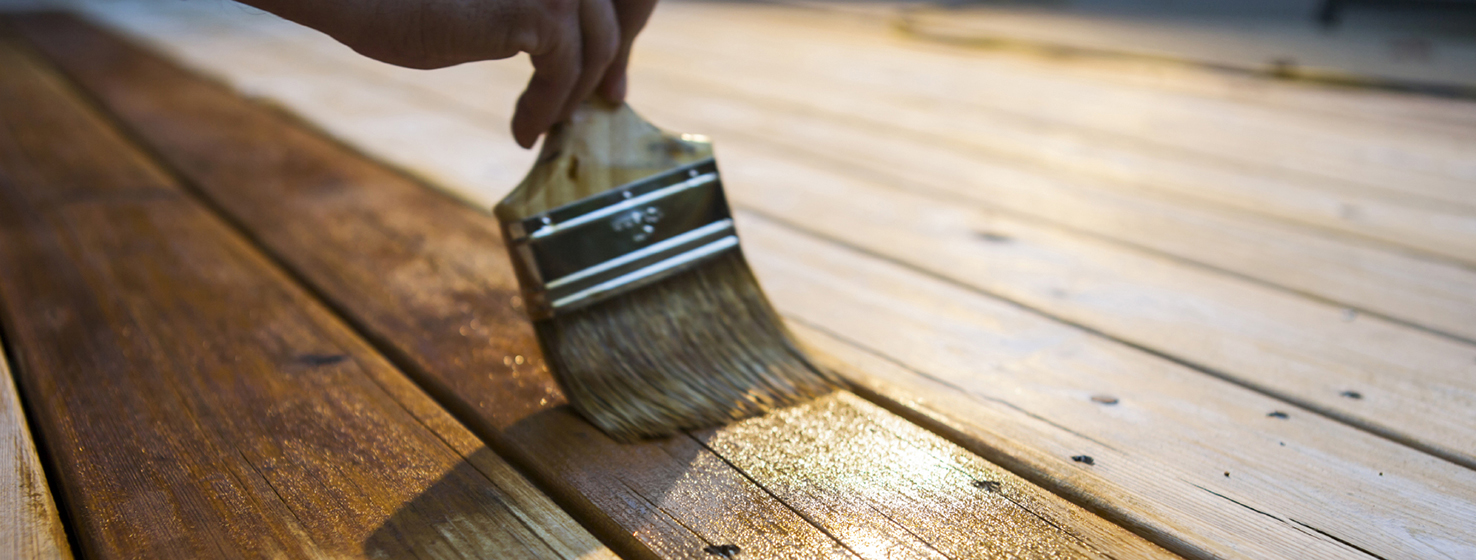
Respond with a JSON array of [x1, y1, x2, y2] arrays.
[[239, 0, 660, 148]]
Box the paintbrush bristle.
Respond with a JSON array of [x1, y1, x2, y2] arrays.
[[535, 250, 840, 441]]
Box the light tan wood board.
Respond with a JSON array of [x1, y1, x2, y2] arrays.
[[671, 5, 1476, 202], [624, 6, 1476, 268], [0, 335, 70, 559], [72, 2, 1476, 559], [788, 2, 1476, 134]]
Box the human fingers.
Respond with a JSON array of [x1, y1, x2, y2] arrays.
[[556, 0, 620, 120], [511, 2, 584, 149], [597, 0, 659, 102]]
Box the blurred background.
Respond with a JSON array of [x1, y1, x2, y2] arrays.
[[796, 0, 1476, 94]]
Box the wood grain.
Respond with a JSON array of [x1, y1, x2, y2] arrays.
[[124, 4, 1476, 470], [658, 4, 1476, 203], [68, 4, 1476, 559], [0, 28, 614, 560], [740, 216, 1476, 560], [0, 338, 71, 559], [628, 6, 1476, 267], [11, 12, 1180, 560], [127, 1, 1476, 347], [611, 77, 1476, 342]]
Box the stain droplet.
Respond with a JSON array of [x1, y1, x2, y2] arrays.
[[298, 354, 347, 366], [704, 544, 741, 557], [1340, 390, 1363, 400], [976, 231, 1011, 243], [1071, 455, 1094, 466], [972, 480, 1001, 492], [1091, 395, 1119, 405], [1342, 309, 1358, 322], [1267, 411, 1289, 419]]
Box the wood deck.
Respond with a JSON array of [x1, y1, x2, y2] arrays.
[[0, 1, 1472, 558]]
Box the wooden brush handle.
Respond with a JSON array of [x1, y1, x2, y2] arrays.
[[495, 101, 713, 221]]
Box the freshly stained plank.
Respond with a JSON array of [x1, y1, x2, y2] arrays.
[[63, 4, 1476, 560], [0, 31, 614, 560], [0, 337, 71, 559], [15, 12, 1178, 560], [132, 5, 1476, 470]]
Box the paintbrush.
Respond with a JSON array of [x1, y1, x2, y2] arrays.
[[494, 100, 839, 441]]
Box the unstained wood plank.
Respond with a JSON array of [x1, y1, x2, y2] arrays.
[[659, 4, 1476, 202], [623, 5, 1476, 268], [12, 12, 1180, 560], [0, 29, 615, 560], [0, 338, 70, 559]]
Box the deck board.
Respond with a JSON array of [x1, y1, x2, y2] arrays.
[[0, 338, 70, 559], [11, 12, 1177, 560], [0, 29, 614, 560]]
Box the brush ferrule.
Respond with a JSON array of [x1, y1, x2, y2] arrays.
[[506, 158, 739, 319]]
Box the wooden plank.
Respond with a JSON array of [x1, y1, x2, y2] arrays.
[[13, 11, 1179, 560], [0, 337, 71, 559], [66, 5, 1476, 559], [131, 4, 1476, 470], [0, 29, 615, 560]]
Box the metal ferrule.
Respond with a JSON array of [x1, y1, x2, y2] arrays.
[[506, 158, 738, 320]]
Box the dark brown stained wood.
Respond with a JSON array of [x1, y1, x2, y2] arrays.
[[0, 337, 71, 559], [0, 30, 615, 560], [10, 12, 1180, 560]]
